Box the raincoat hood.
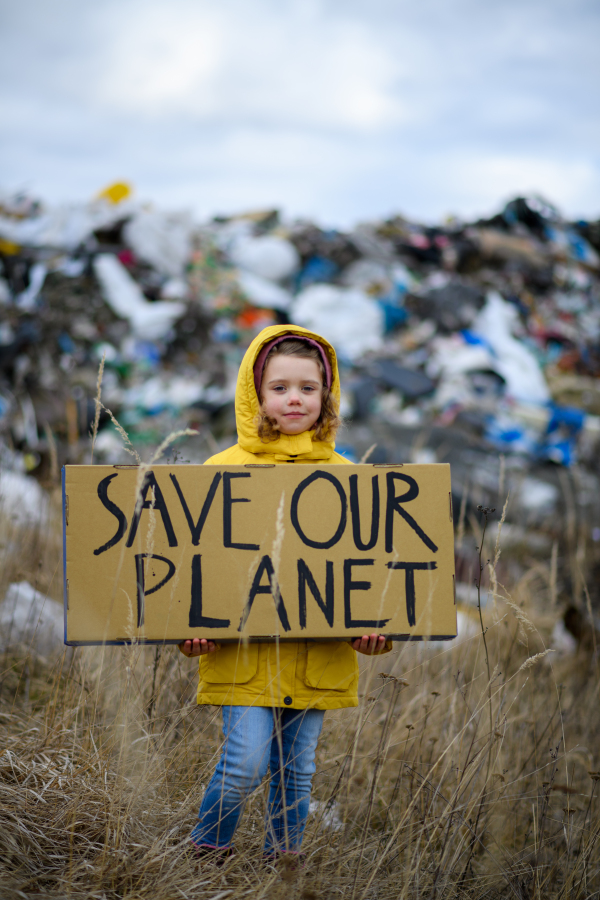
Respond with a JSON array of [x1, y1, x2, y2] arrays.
[[235, 324, 341, 462]]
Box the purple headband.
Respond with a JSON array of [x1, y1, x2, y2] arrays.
[[253, 335, 333, 398]]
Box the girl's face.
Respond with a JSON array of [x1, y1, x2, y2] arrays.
[[260, 354, 323, 435]]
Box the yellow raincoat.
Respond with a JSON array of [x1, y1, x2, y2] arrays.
[[196, 324, 390, 710]]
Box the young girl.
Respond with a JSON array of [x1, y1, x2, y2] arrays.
[[179, 324, 390, 861]]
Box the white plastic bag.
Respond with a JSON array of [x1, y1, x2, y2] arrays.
[[291, 284, 384, 361], [94, 254, 185, 341], [230, 235, 299, 282], [472, 292, 550, 404]]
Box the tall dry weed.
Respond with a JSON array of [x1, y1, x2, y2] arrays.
[[1, 441, 599, 899]]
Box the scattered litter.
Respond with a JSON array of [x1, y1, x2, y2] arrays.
[[230, 234, 299, 282], [455, 611, 481, 642], [292, 284, 384, 360], [472, 292, 550, 405], [551, 619, 578, 656], [0, 582, 64, 656], [0, 470, 49, 527], [93, 254, 186, 341], [518, 478, 559, 515], [308, 800, 344, 832]]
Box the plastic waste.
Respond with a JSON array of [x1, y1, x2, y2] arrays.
[[122, 374, 206, 415], [0, 185, 599, 479], [230, 235, 299, 282], [123, 208, 192, 278], [237, 270, 293, 311], [0, 470, 49, 527], [518, 477, 559, 514], [472, 292, 550, 405], [374, 360, 435, 399], [93, 253, 186, 341], [291, 284, 384, 361], [95, 181, 133, 205], [410, 280, 485, 333], [545, 225, 600, 269], [0, 582, 64, 656], [15, 262, 46, 310], [0, 202, 129, 251], [295, 255, 339, 290], [470, 228, 549, 268]]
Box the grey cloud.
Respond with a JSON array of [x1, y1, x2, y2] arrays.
[[0, 0, 598, 222]]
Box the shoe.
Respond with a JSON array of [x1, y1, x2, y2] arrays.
[[189, 842, 233, 867]]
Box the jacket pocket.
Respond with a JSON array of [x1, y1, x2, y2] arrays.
[[200, 642, 259, 685], [304, 641, 358, 691]]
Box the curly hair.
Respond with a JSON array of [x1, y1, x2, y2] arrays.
[[256, 339, 341, 443]]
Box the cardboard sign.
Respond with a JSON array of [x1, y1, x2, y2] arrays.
[[62, 464, 456, 644]]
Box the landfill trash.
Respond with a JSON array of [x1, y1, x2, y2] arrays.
[[292, 284, 384, 360], [0, 470, 49, 527], [517, 477, 559, 514], [471, 292, 550, 405], [237, 270, 293, 311], [123, 208, 193, 278], [373, 359, 435, 399], [455, 610, 481, 642], [95, 181, 133, 205], [230, 234, 299, 282], [0, 582, 64, 656], [551, 619, 578, 655], [1, 183, 600, 651], [308, 800, 344, 832], [16, 262, 46, 311], [121, 374, 207, 415], [0, 184, 598, 482], [0, 196, 134, 251], [409, 278, 484, 333], [93, 254, 186, 341]]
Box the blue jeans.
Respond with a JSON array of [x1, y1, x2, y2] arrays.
[[191, 705, 325, 854]]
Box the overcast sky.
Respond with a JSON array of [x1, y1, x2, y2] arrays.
[[1, 0, 598, 226]]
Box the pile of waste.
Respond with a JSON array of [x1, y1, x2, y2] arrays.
[[1, 183, 599, 473], [2, 181, 600, 649]]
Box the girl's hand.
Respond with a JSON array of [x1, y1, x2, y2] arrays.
[[352, 633, 386, 655], [178, 638, 217, 657]]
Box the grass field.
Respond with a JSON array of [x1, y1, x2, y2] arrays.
[[1, 472, 599, 900]]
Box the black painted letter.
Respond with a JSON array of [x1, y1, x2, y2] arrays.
[[189, 554, 231, 628], [343, 558, 390, 629], [223, 472, 260, 550], [94, 473, 128, 555], [298, 559, 334, 628], [386, 561, 437, 627], [349, 473, 379, 551], [238, 555, 291, 632], [291, 470, 347, 549], [127, 471, 177, 548], [134, 553, 176, 627], [171, 471, 221, 545], [385, 472, 438, 554]]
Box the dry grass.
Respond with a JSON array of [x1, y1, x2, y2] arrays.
[[1, 487, 599, 899]]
